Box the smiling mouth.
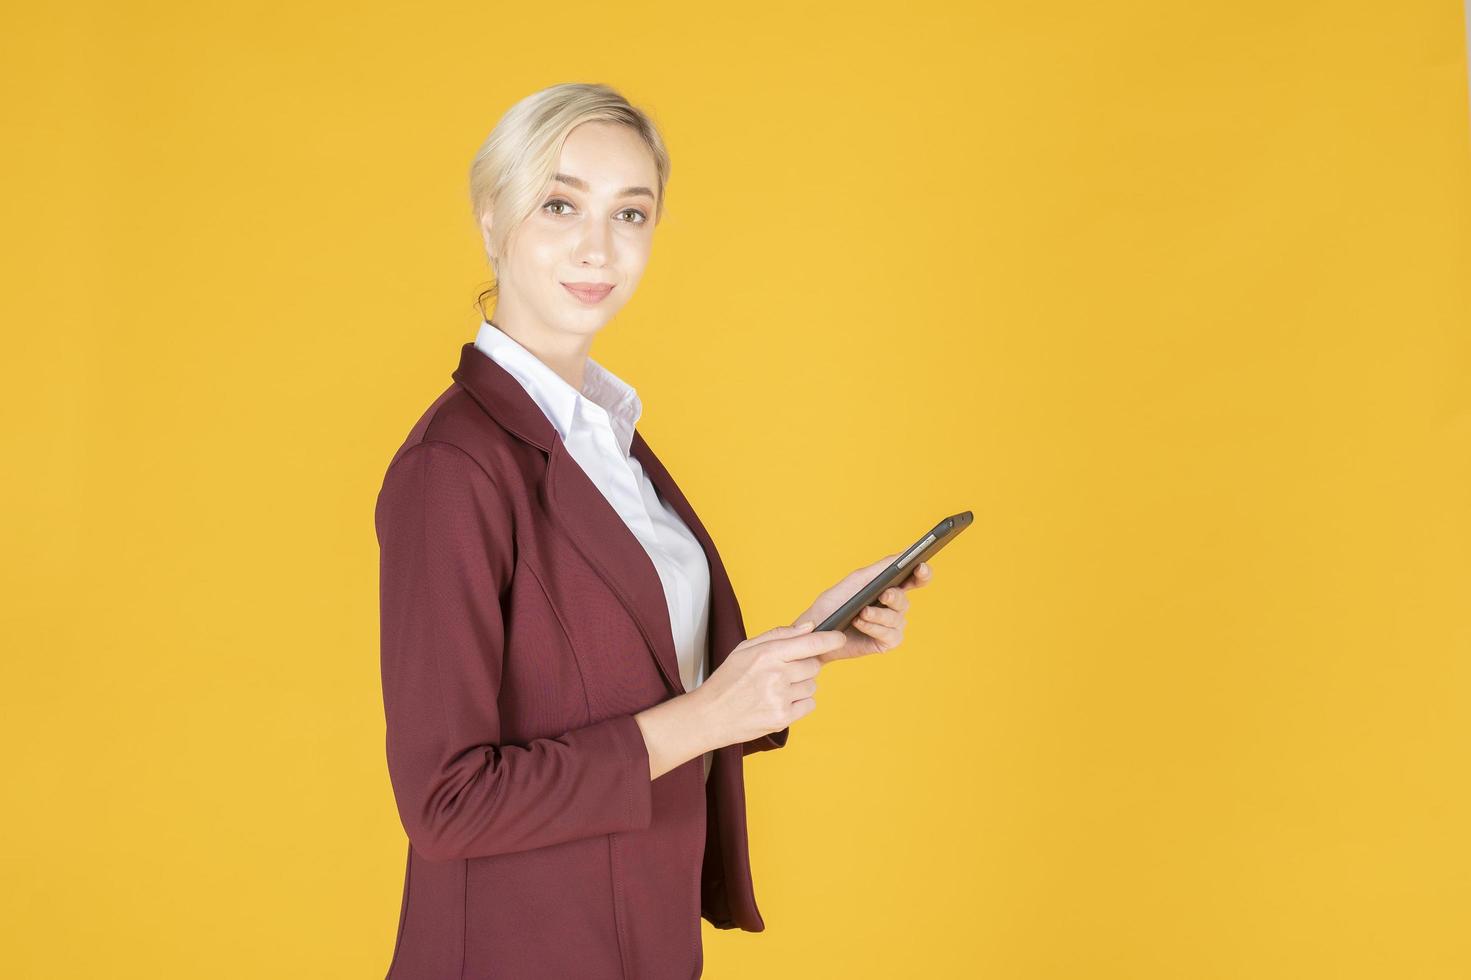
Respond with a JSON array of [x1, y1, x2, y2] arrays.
[[561, 282, 614, 304]]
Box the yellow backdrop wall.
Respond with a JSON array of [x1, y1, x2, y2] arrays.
[[2, 2, 1468, 977]]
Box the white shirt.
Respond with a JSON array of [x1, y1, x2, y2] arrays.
[[474, 320, 715, 783]]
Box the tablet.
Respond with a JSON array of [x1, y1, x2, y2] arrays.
[[815, 510, 973, 633]]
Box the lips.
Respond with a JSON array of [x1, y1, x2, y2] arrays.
[[561, 282, 614, 303]]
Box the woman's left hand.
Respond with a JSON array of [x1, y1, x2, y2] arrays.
[[793, 553, 934, 666]]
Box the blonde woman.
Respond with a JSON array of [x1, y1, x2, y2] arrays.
[[375, 82, 933, 979]]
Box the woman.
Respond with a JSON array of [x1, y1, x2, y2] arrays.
[[376, 82, 934, 980]]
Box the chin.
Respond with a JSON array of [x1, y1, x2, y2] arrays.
[[553, 308, 612, 335]]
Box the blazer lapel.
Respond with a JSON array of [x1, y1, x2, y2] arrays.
[[451, 343, 687, 698], [546, 440, 686, 697], [629, 430, 747, 682]]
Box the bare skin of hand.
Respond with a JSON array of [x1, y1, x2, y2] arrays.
[[791, 555, 934, 665], [634, 622, 845, 780], [694, 622, 846, 745]]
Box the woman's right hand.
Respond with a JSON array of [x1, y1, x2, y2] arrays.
[[695, 621, 847, 748]]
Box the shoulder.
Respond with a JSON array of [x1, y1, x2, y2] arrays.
[[373, 441, 518, 579], [381, 381, 523, 490], [374, 403, 518, 559]]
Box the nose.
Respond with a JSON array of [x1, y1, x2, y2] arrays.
[[572, 217, 612, 267]]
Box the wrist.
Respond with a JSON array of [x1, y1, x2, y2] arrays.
[[635, 689, 719, 780], [683, 683, 725, 756]]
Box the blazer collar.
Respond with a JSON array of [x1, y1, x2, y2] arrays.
[[472, 320, 643, 457], [450, 342, 746, 700]]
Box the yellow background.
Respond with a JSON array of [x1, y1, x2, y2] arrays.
[[3, 1, 1468, 977]]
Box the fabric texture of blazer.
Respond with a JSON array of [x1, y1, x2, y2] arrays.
[[376, 342, 789, 979]]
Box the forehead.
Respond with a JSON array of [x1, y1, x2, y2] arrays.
[[554, 122, 657, 194]]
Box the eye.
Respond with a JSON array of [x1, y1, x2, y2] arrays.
[[543, 198, 648, 224]]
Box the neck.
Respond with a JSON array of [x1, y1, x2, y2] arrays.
[[490, 316, 592, 392]]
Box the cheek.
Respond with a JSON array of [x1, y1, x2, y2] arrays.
[[516, 232, 564, 276], [619, 237, 653, 282]]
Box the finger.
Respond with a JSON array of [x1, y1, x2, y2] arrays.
[[902, 562, 933, 590], [785, 655, 824, 682], [750, 621, 818, 649], [852, 615, 901, 646], [877, 586, 910, 613], [858, 603, 902, 627], [778, 628, 848, 661], [791, 656, 823, 681], [771, 621, 818, 637]]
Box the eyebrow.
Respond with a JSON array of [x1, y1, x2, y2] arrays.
[[553, 172, 655, 201]]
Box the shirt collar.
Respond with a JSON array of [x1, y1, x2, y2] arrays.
[[473, 319, 643, 456]]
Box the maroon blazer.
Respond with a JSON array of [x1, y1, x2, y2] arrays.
[[375, 342, 789, 979]]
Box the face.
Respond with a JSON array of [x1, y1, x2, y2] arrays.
[[482, 121, 659, 349]]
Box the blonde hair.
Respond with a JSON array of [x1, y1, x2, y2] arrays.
[[468, 82, 672, 319]]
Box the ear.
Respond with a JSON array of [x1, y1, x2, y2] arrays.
[[478, 212, 496, 260]]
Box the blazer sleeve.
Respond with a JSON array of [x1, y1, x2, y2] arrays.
[[742, 728, 789, 755], [376, 440, 654, 863]]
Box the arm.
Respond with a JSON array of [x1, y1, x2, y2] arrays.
[[376, 441, 654, 863]]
